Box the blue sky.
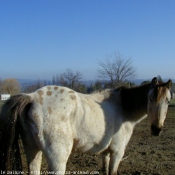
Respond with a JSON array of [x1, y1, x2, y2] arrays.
[[0, 0, 175, 81]]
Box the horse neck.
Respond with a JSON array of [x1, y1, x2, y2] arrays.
[[120, 84, 151, 122]]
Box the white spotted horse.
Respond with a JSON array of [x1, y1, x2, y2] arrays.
[[0, 77, 172, 175]]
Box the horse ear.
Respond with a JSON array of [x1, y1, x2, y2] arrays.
[[151, 77, 158, 86], [166, 79, 172, 89]]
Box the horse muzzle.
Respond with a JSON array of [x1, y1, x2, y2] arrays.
[[151, 124, 163, 136]]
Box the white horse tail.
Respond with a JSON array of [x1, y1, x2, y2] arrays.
[[0, 94, 32, 173]]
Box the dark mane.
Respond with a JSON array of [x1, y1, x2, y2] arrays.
[[119, 83, 151, 114], [117, 80, 170, 116]]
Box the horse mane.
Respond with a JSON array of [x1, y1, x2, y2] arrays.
[[90, 78, 170, 115], [117, 79, 169, 115], [116, 83, 151, 114]]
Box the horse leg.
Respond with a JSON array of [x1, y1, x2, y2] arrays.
[[20, 127, 42, 174], [108, 150, 125, 175], [41, 135, 73, 172], [26, 147, 42, 175], [102, 151, 110, 174]]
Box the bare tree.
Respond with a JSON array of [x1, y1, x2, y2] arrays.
[[52, 75, 56, 85], [98, 53, 136, 88], [61, 69, 83, 90], [0, 78, 21, 95], [57, 74, 68, 87]]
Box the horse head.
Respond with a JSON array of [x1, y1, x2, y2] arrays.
[[147, 77, 172, 136]]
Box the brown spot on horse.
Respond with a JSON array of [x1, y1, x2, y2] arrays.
[[54, 86, 58, 90], [47, 91, 52, 96], [37, 90, 44, 105], [48, 107, 52, 115], [60, 89, 64, 93], [70, 95, 76, 100]]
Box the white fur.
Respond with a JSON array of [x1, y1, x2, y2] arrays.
[[21, 85, 170, 175]]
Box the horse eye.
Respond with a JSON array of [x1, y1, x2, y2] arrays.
[[166, 98, 170, 104]]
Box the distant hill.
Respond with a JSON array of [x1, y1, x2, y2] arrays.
[[130, 79, 145, 85], [18, 79, 38, 88], [18, 79, 38, 84]]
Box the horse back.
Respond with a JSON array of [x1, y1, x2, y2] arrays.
[[27, 86, 121, 154]]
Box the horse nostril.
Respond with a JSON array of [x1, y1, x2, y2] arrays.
[[151, 124, 162, 136]]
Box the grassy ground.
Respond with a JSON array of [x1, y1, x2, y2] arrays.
[[0, 101, 4, 107], [0, 101, 4, 112], [170, 98, 175, 106]]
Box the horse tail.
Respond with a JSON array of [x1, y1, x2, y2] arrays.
[[0, 94, 32, 173]]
